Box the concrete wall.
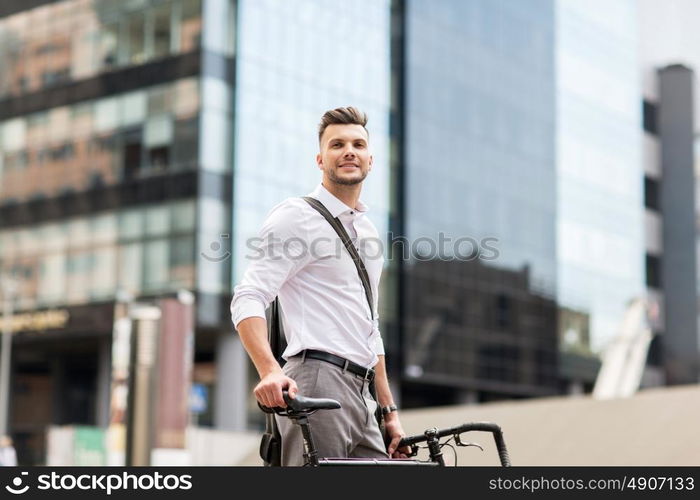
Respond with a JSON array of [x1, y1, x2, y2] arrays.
[[237, 385, 700, 466]]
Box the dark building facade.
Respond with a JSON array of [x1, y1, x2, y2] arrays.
[[401, 258, 559, 406], [642, 65, 699, 386]]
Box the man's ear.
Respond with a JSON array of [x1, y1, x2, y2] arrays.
[[316, 152, 323, 169], [368, 154, 373, 171]]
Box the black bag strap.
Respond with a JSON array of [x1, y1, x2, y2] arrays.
[[302, 196, 374, 320], [268, 297, 286, 366], [261, 296, 285, 467]]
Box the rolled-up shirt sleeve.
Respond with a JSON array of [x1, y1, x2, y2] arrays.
[[230, 201, 311, 330]]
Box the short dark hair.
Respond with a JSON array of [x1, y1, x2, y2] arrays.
[[318, 106, 368, 143]]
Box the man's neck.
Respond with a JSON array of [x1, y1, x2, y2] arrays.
[[322, 181, 362, 209]]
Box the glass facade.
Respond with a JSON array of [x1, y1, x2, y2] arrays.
[[233, 0, 392, 303], [0, 0, 218, 464], [0, 77, 200, 203], [0, 200, 196, 308], [403, 0, 559, 400], [556, 0, 644, 352], [0, 0, 202, 99], [232, 0, 392, 418], [233, 0, 392, 251], [192, 0, 236, 298]]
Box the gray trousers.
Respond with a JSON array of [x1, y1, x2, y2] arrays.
[[275, 356, 389, 466]]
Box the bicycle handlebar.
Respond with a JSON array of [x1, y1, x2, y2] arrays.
[[399, 422, 511, 467]]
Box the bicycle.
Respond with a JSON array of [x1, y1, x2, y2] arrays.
[[259, 391, 511, 467]]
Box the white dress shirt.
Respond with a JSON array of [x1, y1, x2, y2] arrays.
[[230, 183, 385, 368]]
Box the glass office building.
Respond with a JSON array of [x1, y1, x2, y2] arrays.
[[555, 0, 644, 355], [227, 0, 393, 426], [0, 0, 238, 463], [401, 0, 559, 403]]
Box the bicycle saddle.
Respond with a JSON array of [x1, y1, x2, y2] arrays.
[[284, 392, 341, 412], [259, 391, 341, 414]]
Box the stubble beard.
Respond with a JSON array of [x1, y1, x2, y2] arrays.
[[327, 167, 368, 186]]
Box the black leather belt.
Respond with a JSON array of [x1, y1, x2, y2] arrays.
[[296, 349, 375, 382]]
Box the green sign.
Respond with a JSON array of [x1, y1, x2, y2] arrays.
[[74, 426, 106, 466]]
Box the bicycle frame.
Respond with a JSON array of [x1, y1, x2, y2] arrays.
[[262, 393, 511, 467], [288, 411, 439, 466]]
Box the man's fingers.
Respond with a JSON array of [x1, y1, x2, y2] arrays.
[[257, 384, 285, 408], [257, 389, 272, 409], [388, 436, 402, 455], [255, 374, 298, 408], [253, 387, 268, 408], [271, 385, 286, 407], [287, 379, 298, 399]]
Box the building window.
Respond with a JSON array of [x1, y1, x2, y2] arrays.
[[180, 0, 203, 52], [172, 117, 198, 170], [0, 0, 204, 99], [644, 176, 660, 211], [127, 12, 147, 65], [643, 100, 658, 135], [496, 294, 511, 329], [99, 21, 121, 69], [152, 3, 173, 59], [646, 253, 662, 289], [170, 235, 195, 287], [122, 127, 144, 179], [144, 239, 169, 291]]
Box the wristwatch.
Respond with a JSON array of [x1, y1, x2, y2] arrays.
[[381, 404, 398, 416]]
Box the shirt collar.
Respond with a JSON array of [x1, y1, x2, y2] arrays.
[[309, 183, 369, 218]]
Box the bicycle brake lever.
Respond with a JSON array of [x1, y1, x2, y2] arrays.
[[454, 434, 484, 451]]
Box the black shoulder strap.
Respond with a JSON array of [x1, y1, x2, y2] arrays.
[[302, 196, 374, 320], [262, 296, 284, 466], [268, 297, 286, 366]]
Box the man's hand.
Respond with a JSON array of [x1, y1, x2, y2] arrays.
[[384, 413, 410, 458], [254, 369, 298, 409]]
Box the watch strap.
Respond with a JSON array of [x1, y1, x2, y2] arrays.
[[381, 404, 398, 415]]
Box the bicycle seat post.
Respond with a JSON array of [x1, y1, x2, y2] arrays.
[[291, 413, 320, 467], [424, 428, 445, 466]]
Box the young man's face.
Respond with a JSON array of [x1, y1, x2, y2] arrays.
[[316, 124, 373, 187]]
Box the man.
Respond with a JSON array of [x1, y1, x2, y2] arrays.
[[231, 106, 407, 465]]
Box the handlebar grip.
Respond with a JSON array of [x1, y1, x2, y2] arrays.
[[492, 428, 511, 467], [446, 423, 510, 466]]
